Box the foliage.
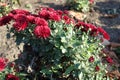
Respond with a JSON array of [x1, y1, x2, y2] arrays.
[[0, 7, 114, 80], [0, 59, 27, 80], [0, 0, 20, 16], [65, 0, 94, 12]]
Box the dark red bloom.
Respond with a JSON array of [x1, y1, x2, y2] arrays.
[[10, 9, 30, 15], [63, 15, 74, 24], [10, 62, 15, 67], [106, 56, 113, 64], [97, 27, 110, 40], [5, 58, 8, 62], [34, 25, 51, 38], [90, 28, 99, 36], [49, 13, 61, 22], [85, 23, 99, 36], [75, 21, 89, 32], [63, 10, 69, 15], [85, 24, 97, 30], [47, 7, 55, 12], [0, 58, 6, 71], [89, 56, 94, 62], [35, 17, 48, 26], [40, 7, 48, 10], [89, 0, 94, 4], [13, 14, 28, 31], [75, 21, 100, 36], [75, 21, 86, 28], [57, 10, 63, 16], [6, 74, 20, 80], [41, 7, 55, 12], [27, 15, 35, 23], [95, 65, 100, 71], [0, 15, 12, 26], [39, 10, 50, 20]]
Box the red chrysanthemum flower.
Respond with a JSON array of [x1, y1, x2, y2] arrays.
[[39, 10, 50, 20], [5, 58, 8, 62], [9, 62, 15, 67], [63, 15, 74, 24], [95, 65, 100, 71], [0, 15, 12, 26], [49, 13, 61, 22], [84, 23, 99, 36], [47, 7, 55, 12], [75, 21, 89, 32], [57, 10, 63, 16], [35, 17, 48, 26], [89, 0, 94, 4], [75, 21, 86, 28], [63, 15, 69, 21], [10, 9, 30, 15], [85, 24, 97, 30], [0, 58, 6, 71], [89, 56, 94, 62], [75, 21, 100, 35], [40, 7, 48, 10], [40, 7, 55, 12], [97, 27, 110, 40], [90, 28, 99, 36], [34, 25, 51, 38], [13, 14, 28, 31], [63, 10, 69, 15], [6, 74, 20, 80], [106, 56, 113, 64], [27, 15, 35, 23]]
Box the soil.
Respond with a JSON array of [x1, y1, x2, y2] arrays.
[[0, 0, 120, 70]]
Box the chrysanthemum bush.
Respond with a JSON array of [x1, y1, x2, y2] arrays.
[[0, 7, 115, 79], [65, 0, 95, 12]]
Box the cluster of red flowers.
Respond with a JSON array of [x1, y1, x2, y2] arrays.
[[0, 8, 76, 39], [0, 7, 110, 40], [75, 21, 110, 40], [88, 56, 100, 71], [0, 57, 19, 80]]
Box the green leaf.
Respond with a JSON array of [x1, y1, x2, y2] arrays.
[[64, 65, 74, 76], [78, 72, 83, 80], [51, 64, 62, 73], [40, 68, 52, 75], [18, 73, 27, 76], [61, 37, 67, 43], [60, 46, 67, 53]]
